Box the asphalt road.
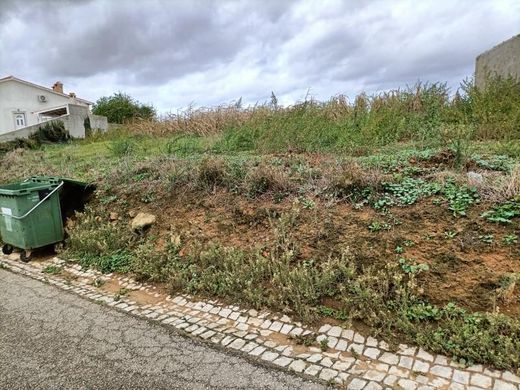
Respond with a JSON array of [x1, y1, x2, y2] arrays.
[[0, 269, 324, 390]]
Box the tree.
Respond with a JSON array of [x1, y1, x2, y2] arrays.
[[92, 92, 156, 124]]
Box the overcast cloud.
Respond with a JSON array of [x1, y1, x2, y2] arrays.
[[1, 0, 519, 112]]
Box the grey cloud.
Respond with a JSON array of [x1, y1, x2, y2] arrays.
[[0, 0, 519, 110]]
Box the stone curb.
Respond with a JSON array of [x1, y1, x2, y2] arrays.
[[1, 255, 519, 390]]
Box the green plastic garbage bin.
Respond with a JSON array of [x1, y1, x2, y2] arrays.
[[0, 177, 64, 261]]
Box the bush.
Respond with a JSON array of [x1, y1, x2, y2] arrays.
[[93, 92, 156, 124]]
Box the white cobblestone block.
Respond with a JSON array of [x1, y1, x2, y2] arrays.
[[185, 324, 199, 333], [319, 368, 338, 381], [416, 348, 434, 362], [307, 353, 323, 363], [335, 372, 349, 384], [320, 357, 333, 368], [318, 324, 331, 333], [350, 343, 364, 355], [470, 373, 492, 388], [280, 315, 291, 322], [304, 364, 322, 376], [228, 311, 240, 321], [412, 360, 430, 374], [342, 329, 354, 340], [366, 336, 378, 347], [348, 378, 367, 390], [327, 336, 338, 349], [363, 347, 381, 360], [235, 322, 248, 331], [398, 356, 414, 370], [280, 324, 293, 335], [200, 330, 216, 339], [273, 356, 292, 367], [192, 326, 207, 336], [327, 326, 342, 338], [467, 364, 484, 373], [383, 374, 398, 386], [398, 344, 416, 356], [380, 352, 399, 365], [388, 366, 410, 378], [241, 342, 258, 353], [335, 339, 349, 351], [397, 378, 418, 390], [289, 327, 303, 336], [353, 332, 365, 344], [484, 368, 502, 378], [332, 360, 352, 371], [493, 380, 517, 390], [221, 336, 235, 346], [364, 382, 383, 390], [503, 371, 520, 384], [289, 359, 307, 373], [269, 321, 283, 332], [452, 369, 470, 385], [261, 351, 279, 362], [430, 365, 452, 379], [219, 308, 232, 318], [250, 346, 266, 356], [363, 370, 385, 382], [433, 355, 449, 365]]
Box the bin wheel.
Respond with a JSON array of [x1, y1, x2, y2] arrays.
[[20, 250, 32, 263], [2, 244, 13, 255]]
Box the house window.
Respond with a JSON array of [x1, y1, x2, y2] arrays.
[[14, 113, 26, 129]]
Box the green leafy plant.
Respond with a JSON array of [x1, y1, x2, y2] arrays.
[[444, 230, 458, 239], [319, 338, 329, 351], [479, 234, 494, 244], [42, 265, 62, 275], [481, 200, 520, 224], [399, 258, 430, 274], [443, 182, 480, 216], [503, 234, 518, 246], [368, 221, 392, 232]]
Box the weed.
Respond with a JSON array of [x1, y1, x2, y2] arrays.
[[91, 278, 105, 287], [368, 221, 392, 232], [395, 246, 404, 254], [42, 265, 62, 274], [399, 258, 430, 274], [479, 234, 494, 244], [114, 287, 130, 301], [503, 234, 518, 246], [444, 230, 458, 239], [481, 200, 520, 224], [108, 138, 136, 157], [289, 333, 316, 347], [320, 338, 329, 351], [443, 181, 480, 216], [384, 178, 440, 206], [318, 305, 348, 321]]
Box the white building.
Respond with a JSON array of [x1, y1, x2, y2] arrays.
[[0, 76, 107, 141]]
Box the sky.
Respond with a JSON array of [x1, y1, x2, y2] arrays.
[[1, 0, 519, 113]]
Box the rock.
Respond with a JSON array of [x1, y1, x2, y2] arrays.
[[131, 212, 156, 231], [128, 210, 137, 218], [109, 212, 119, 221], [467, 171, 483, 184]]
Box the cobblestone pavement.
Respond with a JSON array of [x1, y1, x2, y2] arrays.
[[0, 268, 323, 389], [1, 254, 520, 390]]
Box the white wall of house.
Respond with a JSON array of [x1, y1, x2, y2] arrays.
[[0, 79, 90, 135]]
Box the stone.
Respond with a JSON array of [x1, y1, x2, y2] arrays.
[[493, 380, 517, 390], [318, 324, 332, 333], [363, 370, 386, 381], [470, 373, 492, 388], [269, 321, 283, 332], [452, 369, 470, 385], [332, 360, 352, 371], [319, 368, 339, 381], [336, 339, 349, 351], [350, 343, 364, 355], [383, 374, 398, 386], [273, 356, 292, 367], [229, 338, 246, 350], [260, 351, 279, 362], [109, 212, 119, 221], [412, 360, 430, 374], [130, 212, 156, 231], [304, 364, 322, 376], [503, 371, 520, 384], [416, 348, 434, 362], [320, 357, 334, 368], [348, 378, 367, 390], [289, 359, 307, 373], [327, 326, 342, 338], [467, 171, 484, 184], [342, 329, 354, 340], [219, 308, 232, 318], [364, 382, 383, 390], [398, 356, 414, 370], [366, 336, 378, 347], [430, 365, 452, 379], [250, 346, 266, 356], [397, 378, 418, 390], [379, 352, 399, 365], [306, 354, 322, 363], [353, 332, 365, 343], [280, 324, 293, 335], [363, 347, 381, 360]]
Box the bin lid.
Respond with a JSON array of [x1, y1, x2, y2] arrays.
[[0, 176, 92, 196]]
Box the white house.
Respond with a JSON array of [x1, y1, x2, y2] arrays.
[[0, 76, 107, 141]]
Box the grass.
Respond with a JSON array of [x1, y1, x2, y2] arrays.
[[1, 76, 520, 370]]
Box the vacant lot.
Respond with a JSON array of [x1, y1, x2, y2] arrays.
[[1, 78, 519, 370]]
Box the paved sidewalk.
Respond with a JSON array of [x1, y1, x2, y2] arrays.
[[0, 269, 323, 390]]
